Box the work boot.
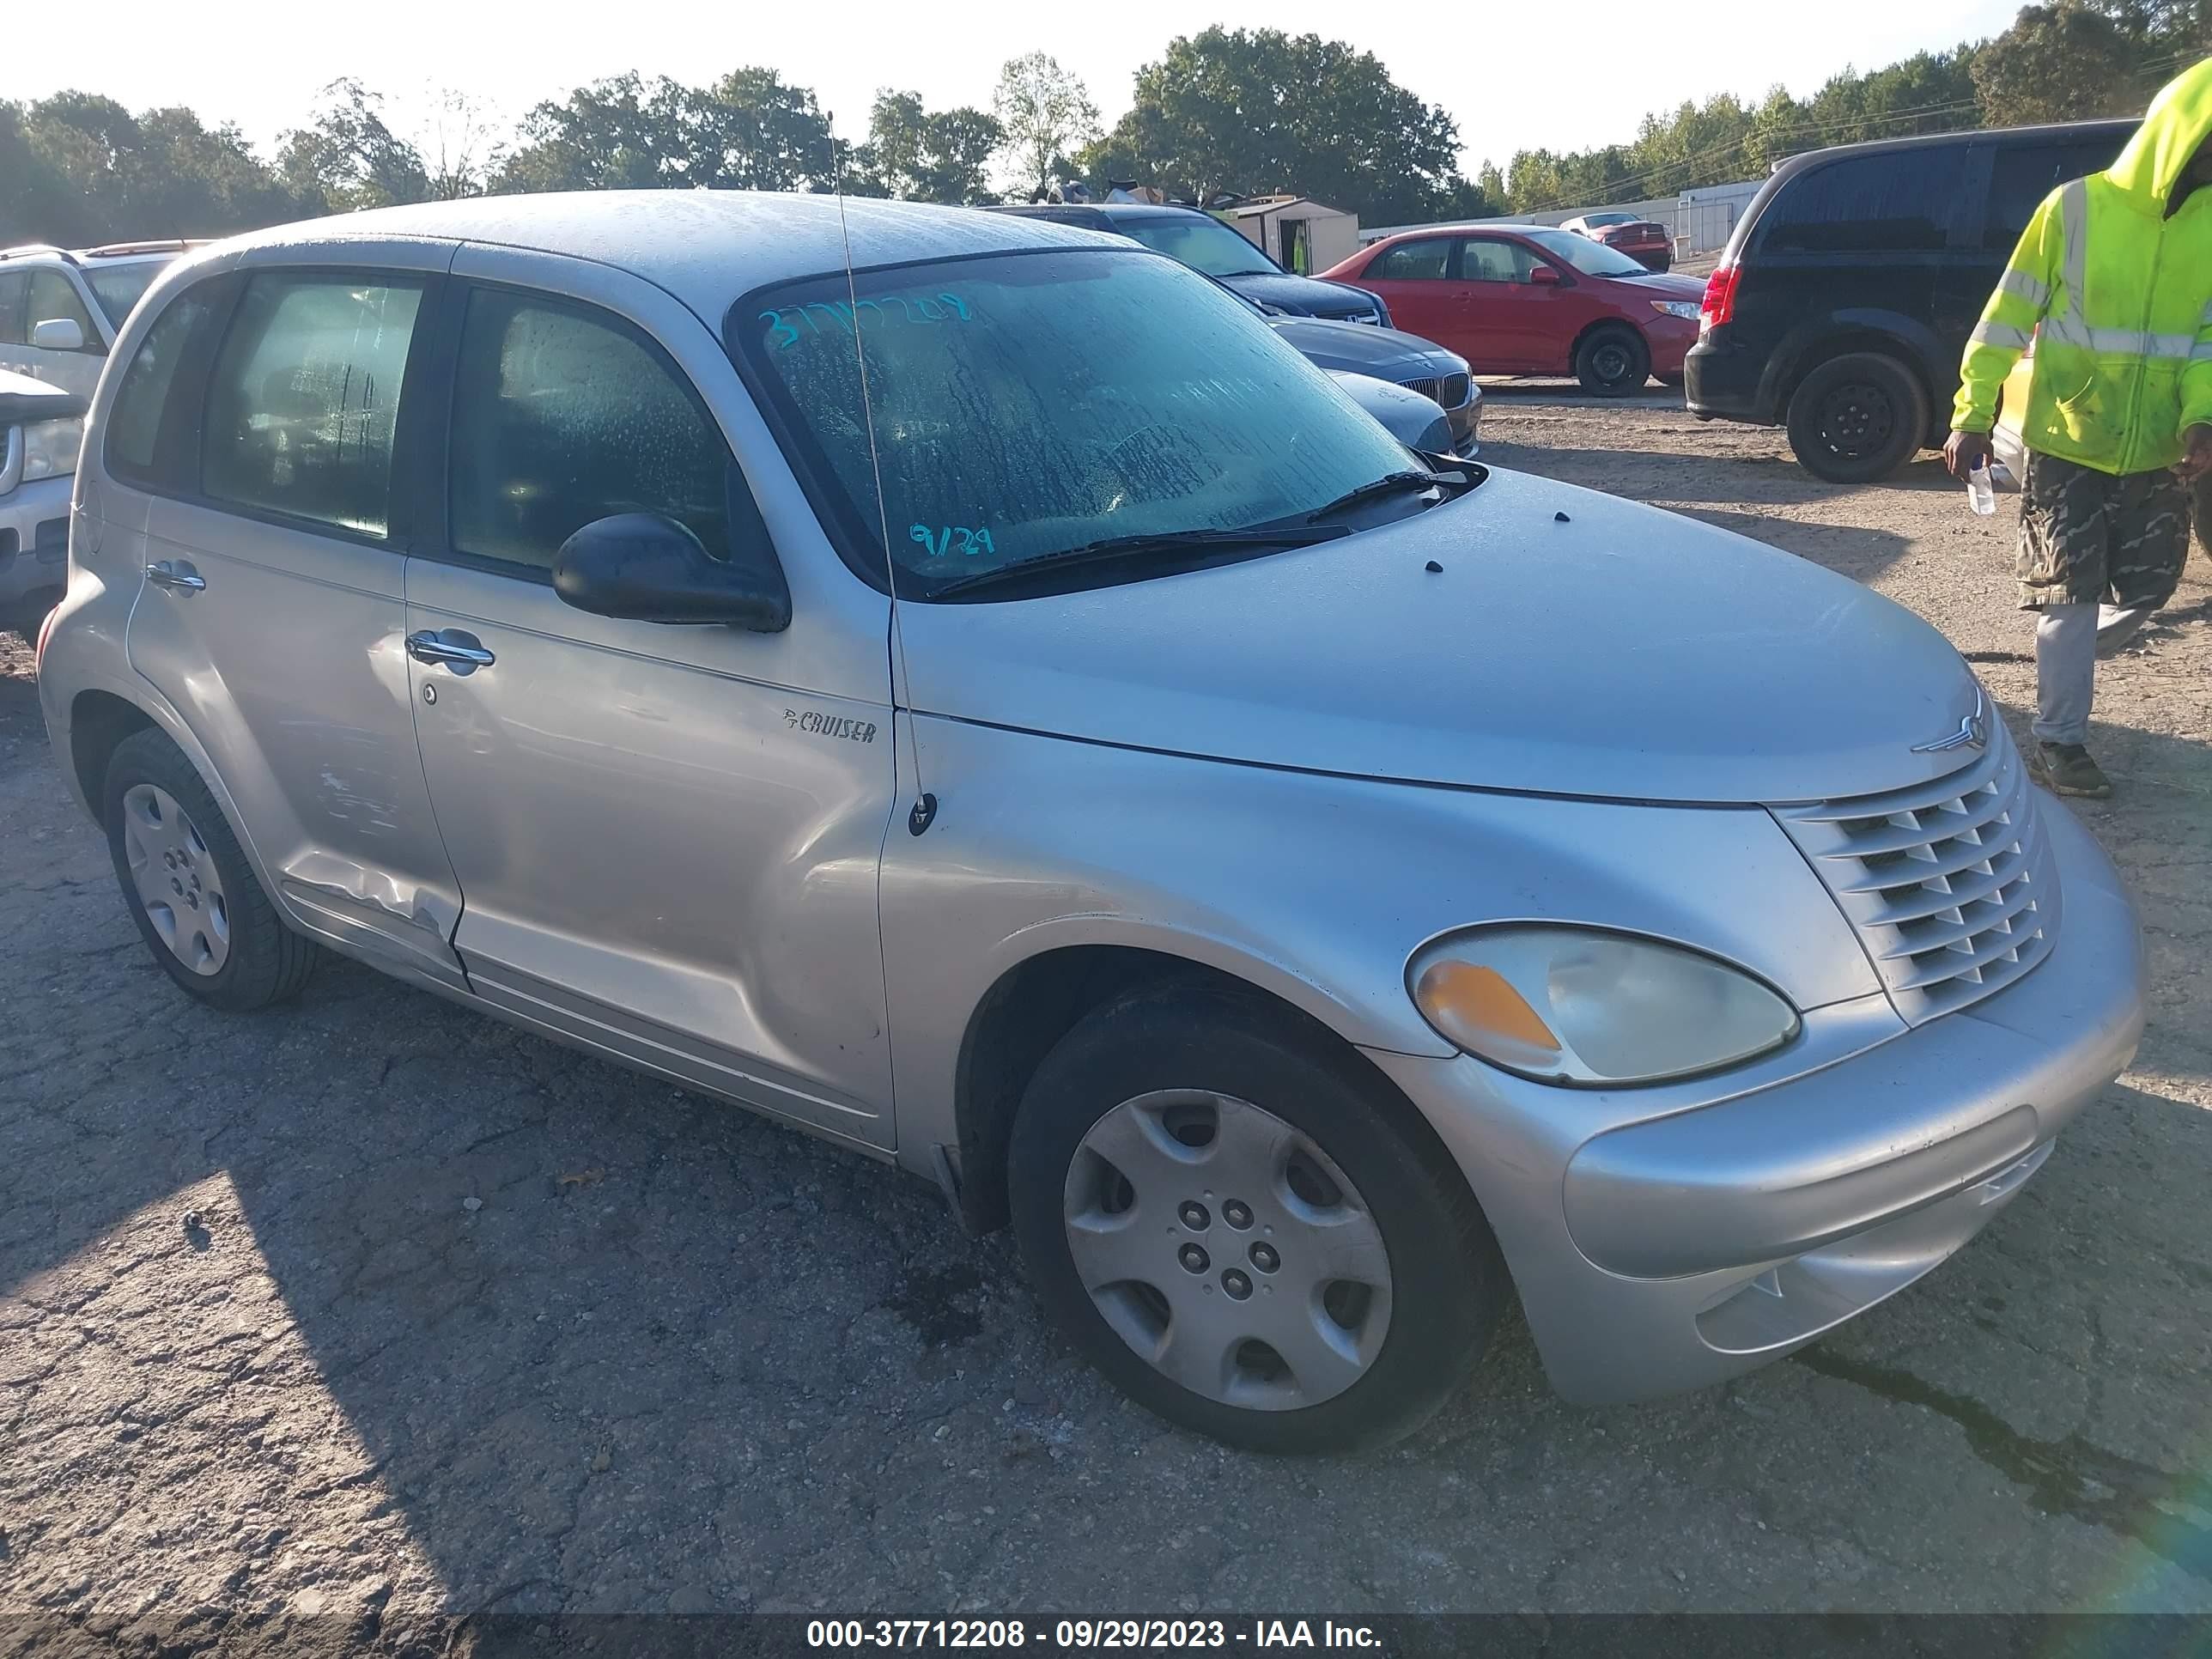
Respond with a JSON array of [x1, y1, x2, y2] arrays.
[[2030, 741, 2112, 799]]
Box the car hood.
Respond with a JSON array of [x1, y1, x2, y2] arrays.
[[1269, 314, 1459, 378], [1604, 270, 1705, 301], [1219, 270, 1377, 318], [899, 468, 1982, 805]]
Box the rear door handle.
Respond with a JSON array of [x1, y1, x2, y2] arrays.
[[405, 629, 495, 672], [145, 560, 205, 592]]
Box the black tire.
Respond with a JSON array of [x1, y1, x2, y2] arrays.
[[2193, 472, 2209, 560], [1574, 325, 1650, 397], [1784, 351, 1930, 483], [103, 727, 317, 1012], [1006, 979, 1507, 1454]]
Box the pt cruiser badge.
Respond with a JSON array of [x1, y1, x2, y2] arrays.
[[786, 708, 878, 743]]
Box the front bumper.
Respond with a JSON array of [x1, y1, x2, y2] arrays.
[[1366, 799, 2143, 1405], [0, 471, 73, 621]]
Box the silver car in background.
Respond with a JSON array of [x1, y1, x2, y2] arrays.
[[39, 194, 2142, 1452]]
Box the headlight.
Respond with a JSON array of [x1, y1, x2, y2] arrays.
[[1650, 301, 1700, 322], [21, 417, 84, 483], [1407, 925, 1800, 1086]]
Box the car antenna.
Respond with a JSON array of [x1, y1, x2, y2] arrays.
[[827, 114, 935, 832]]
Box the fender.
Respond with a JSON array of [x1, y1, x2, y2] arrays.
[[878, 715, 1879, 1177]]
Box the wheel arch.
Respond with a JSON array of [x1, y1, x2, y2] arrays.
[[67, 689, 157, 817], [949, 941, 1460, 1237], [1765, 316, 1948, 446], [1567, 314, 1647, 370]]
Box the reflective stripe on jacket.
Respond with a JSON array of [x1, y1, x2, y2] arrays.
[[1954, 58, 2212, 476]]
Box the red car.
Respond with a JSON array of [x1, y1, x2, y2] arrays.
[[1560, 212, 1673, 272], [1321, 225, 1705, 395]]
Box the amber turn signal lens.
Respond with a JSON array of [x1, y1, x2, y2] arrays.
[[1413, 959, 1563, 1066]]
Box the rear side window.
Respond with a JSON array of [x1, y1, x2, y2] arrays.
[[1369, 240, 1451, 280], [105, 284, 225, 485], [27, 270, 99, 349], [447, 289, 732, 571], [0, 273, 26, 347], [202, 274, 425, 538], [1760, 150, 1967, 253], [1984, 140, 2126, 252]]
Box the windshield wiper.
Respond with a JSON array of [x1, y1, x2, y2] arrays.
[[1304, 469, 1455, 524], [924, 525, 1346, 599]]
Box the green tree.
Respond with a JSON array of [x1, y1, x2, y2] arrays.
[[495, 73, 690, 191], [276, 79, 429, 214], [994, 52, 1098, 199], [1081, 27, 1472, 227], [1973, 4, 2146, 123]]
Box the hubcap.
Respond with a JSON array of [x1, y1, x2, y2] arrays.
[[1593, 344, 1632, 383], [1061, 1090, 1393, 1411], [121, 784, 229, 975], [1820, 382, 1896, 459]]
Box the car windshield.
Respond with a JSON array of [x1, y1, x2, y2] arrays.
[[84, 262, 167, 331], [734, 248, 1416, 598], [1115, 216, 1279, 277], [1583, 214, 1635, 228], [1524, 228, 1651, 277]]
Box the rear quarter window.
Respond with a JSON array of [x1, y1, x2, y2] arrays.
[[104, 284, 226, 487], [1758, 149, 1970, 254], [1983, 137, 2130, 251]]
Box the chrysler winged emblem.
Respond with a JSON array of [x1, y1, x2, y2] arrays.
[[1912, 699, 1990, 755]]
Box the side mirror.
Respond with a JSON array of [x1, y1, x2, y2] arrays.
[[553, 513, 792, 631], [30, 317, 87, 351], [1527, 265, 1562, 288]]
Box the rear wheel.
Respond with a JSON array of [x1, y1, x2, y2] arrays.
[[1785, 351, 1929, 483], [1006, 980, 1506, 1453], [1574, 325, 1650, 397], [103, 727, 318, 1011]]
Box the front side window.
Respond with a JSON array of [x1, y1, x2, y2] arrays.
[[449, 289, 732, 571], [105, 284, 223, 484], [85, 262, 170, 332], [1984, 140, 2124, 252], [27, 270, 99, 349], [202, 274, 424, 537], [1521, 228, 1647, 277], [1759, 151, 1966, 254], [1115, 216, 1279, 278], [0, 273, 27, 347], [1459, 239, 1538, 283], [1369, 239, 1452, 280], [736, 248, 1414, 597]]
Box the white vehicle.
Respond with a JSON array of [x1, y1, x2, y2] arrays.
[[0, 241, 194, 398]]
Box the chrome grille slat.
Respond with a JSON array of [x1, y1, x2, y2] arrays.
[[1771, 718, 2061, 1025]]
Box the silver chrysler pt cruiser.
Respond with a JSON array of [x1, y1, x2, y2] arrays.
[[37, 193, 2144, 1451]]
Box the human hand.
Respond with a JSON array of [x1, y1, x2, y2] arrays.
[[1944, 429, 1995, 481], [2175, 424, 2212, 483]]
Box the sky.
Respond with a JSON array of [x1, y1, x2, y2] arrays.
[[9, 0, 2033, 181]]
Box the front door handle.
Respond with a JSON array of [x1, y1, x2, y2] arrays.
[[145, 560, 205, 592], [404, 629, 495, 672]]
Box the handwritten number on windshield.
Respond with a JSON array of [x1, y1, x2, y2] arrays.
[[763, 294, 972, 349], [910, 524, 995, 558]]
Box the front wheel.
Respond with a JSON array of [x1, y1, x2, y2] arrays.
[[1574, 325, 1650, 397], [1006, 981, 1506, 1453], [1784, 351, 1929, 483]]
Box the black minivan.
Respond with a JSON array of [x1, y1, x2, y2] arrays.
[[1685, 118, 2136, 482]]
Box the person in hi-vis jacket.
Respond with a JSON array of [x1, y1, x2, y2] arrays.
[[1945, 58, 2212, 799]]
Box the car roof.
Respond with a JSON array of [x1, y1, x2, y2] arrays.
[[1770, 116, 2137, 181], [1370, 222, 1558, 244], [210, 191, 1120, 316]]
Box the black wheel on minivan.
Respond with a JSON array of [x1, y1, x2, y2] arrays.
[[1785, 351, 1930, 483], [102, 727, 318, 1012], [1006, 978, 1507, 1453], [1574, 325, 1650, 397]]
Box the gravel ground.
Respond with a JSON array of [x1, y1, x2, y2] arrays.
[[4, 400, 2210, 1650]]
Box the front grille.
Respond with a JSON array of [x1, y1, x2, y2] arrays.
[[1401, 372, 1472, 410], [1772, 720, 2059, 1024]]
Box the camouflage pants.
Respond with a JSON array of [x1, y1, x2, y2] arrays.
[[2018, 451, 2191, 611]]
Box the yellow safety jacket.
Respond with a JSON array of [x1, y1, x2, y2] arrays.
[[1954, 58, 2212, 476]]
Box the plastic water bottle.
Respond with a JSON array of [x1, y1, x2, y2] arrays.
[[1966, 461, 1996, 517]]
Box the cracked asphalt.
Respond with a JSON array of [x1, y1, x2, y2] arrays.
[[3, 401, 2210, 1651]]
